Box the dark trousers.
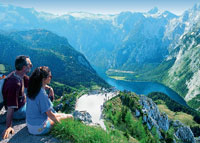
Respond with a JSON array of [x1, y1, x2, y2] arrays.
[[0, 102, 3, 111]]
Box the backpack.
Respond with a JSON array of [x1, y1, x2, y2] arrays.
[[0, 74, 6, 110]]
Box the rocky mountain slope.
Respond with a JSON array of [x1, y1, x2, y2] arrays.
[[162, 24, 200, 111], [0, 3, 199, 110], [0, 29, 108, 88], [0, 3, 177, 70], [102, 91, 198, 142], [43, 90, 200, 142], [164, 3, 200, 52]]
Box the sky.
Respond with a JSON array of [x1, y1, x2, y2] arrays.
[[0, 0, 199, 15]]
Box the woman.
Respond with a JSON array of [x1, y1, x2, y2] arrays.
[[26, 66, 72, 135]]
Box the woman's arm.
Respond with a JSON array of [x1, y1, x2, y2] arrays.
[[46, 110, 73, 124], [45, 85, 54, 101], [46, 110, 59, 123]]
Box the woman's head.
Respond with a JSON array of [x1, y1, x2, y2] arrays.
[[27, 66, 52, 99]]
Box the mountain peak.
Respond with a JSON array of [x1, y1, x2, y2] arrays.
[[192, 3, 200, 11], [148, 7, 159, 14]]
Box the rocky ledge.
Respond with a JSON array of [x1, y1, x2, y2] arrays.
[[138, 95, 196, 143]]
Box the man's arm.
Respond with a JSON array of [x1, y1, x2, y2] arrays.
[[2, 108, 15, 139]]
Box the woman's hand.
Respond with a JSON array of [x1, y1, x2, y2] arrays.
[[46, 110, 60, 123], [45, 85, 55, 101], [48, 87, 54, 101]]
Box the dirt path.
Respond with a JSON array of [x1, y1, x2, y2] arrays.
[[75, 92, 117, 130]]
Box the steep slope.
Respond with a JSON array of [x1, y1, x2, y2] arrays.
[[162, 25, 200, 110], [111, 8, 177, 71], [102, 91, 197, 142], [164, 3, 200, 53], [0, 30, 108, 88]]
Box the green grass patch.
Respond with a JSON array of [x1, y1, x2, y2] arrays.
[[0, 64, 7, 74], [148, 92, 200, 124], [109, 76, 126, 80], [51, 118, 127, 143], [106, 59, 175, 83], [188, 94, 200, 111], [54, 81, 66, 86], [158, 104, 197, 126], [103, 92, 161, 142], [148, 92, 200, 137]]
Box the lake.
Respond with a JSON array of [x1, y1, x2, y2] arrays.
[[96, 69, 187, 106]]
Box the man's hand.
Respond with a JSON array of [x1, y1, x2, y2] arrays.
[[3, 108, 14, 139], [2, 127, 14, 139]]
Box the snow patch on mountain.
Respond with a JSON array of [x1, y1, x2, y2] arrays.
[[63, 12, 115, 20], [164, 3, 200, 44]]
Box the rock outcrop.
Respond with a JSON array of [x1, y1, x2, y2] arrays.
[[172, 120, 196, 143], [139, 95, 169, 132], [138, 95, 196, 142], [73, 110, 92, 124]]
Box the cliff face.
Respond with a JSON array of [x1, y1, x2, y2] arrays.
[[102, 91, 197, 142], [139, 95, 196, 143], [163, 25, 200, 110], [139, 96, 169, 132]]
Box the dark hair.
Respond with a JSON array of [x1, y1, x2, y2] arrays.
[[27, 66, 51, 99], [15, 55, 29, 71]]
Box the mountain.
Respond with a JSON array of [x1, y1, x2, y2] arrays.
[[155, 4, 200, 111], [52, 91, 199, 142], [0, 3, 199, 110], [112, 11, 176, 70], [148, 7, 159, 14], [0, 3, 177, 70], [138, 23, 200, 111], [164, 3, 200, 53], [0, 29, 108, 88], [105, 4, 200, 111], [162, 25, 200, 111]]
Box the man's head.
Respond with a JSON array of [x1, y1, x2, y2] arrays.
[[15, 55, 32, 73]]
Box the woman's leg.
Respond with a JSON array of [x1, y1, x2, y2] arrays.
[[47, 117, 55, 125], [39, 120, 52, 135]]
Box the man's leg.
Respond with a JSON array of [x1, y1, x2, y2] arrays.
[[0, 102, 3, 111]]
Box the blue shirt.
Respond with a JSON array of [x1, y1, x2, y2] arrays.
[[26, 88, 53, 126]]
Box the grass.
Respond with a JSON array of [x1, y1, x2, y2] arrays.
[[103, 93, 161, 142], [0, 64, 6, 74], [106, 69, 136, 81], [104, 121, 138, 143], [105, 59, 175, 83], [188, 95, 200, 111], [90, 85, 102, 90], [157, 104, 198, 126], [54, 81, 66, 86], [109, 76, 126, 80], [107, 69, 134, 74], [51, 118, 129, 143]]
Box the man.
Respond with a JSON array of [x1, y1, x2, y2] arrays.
[[2, 55, 32, 139]]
